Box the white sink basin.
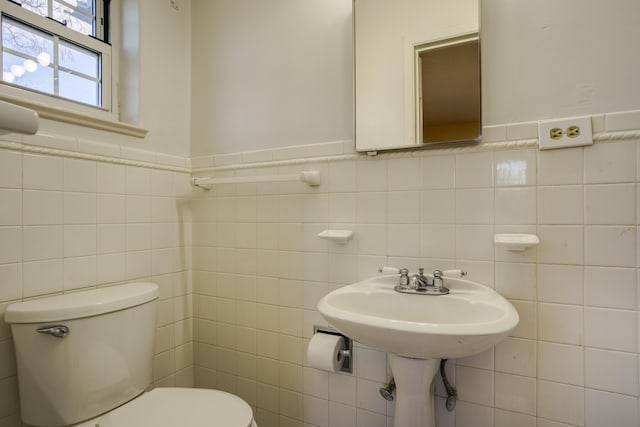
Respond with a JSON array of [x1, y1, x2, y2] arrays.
[[318, 275, 519, 359]]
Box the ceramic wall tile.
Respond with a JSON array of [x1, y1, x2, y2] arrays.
[[495, 262, 536, 300], [357, 159, 388, 192], [537, 186, 583, 225], [585, 226, 637, 267], [453, 401, 493, 427], [0, 190, 21, 226], [606, 110, 640, 132], [387, 191, 420, 224], [388, 158, 421, 191], [329, 401, 356, 427], [584, 266, 636, 309], [357, 224, 387, 256], [537, 146, 583, 186], [537, 264, 583, 305], [22, 190, 63, 225], [97, 163, 126, 194], [328, 193, 357, 223], [494, 337, 536, 377], [584, 141, 636, 184], [421, 224, 455, 259], [387, 224, 420, 257], [63, 225, 96, 257], [64, 159, 96, 193], [0, 263, 21, 302], [455, 366, 494, 407], [0, 150, 21, 189], [422, 155, 455, 189], [456, 189, 494, 224], [584, 307, 637, 352], [585, 388, 639, 427], [97, 194, 126, 224], [64, 193, 97, 225], [455, 152, 494, 189], [23, 226, 62, 262], [356, 378, 386, 414], [22, 259, 64, 298], [494, 372, 536, 415], [538, 303, 583, 345], [537, 341, 584, 386], [585, 348, 638, 396], [328, 161, 357, 193], [585, 183, 636, 225], [495, 149, 537, 187], [494, 187, 536, 225], [536, 226, 584, 265], [536, 381, 584, 426], [494, 409, 535, 427], [421, 190, 455, 224], [22, 154, 62, 190], [455, 225, 494, 261], [63, 255, 97, 290]]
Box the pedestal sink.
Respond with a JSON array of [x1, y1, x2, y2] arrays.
[[317, 273, 519, 427]]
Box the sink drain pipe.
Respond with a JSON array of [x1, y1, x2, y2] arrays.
[[379, 359, 457, 411], [440, 359, 457, 411], [379, 378, 396, 401]]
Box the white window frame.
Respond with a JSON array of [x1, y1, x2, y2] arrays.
[[0, 0, 145, 137]]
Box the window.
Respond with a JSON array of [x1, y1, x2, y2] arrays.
[[0, 0, 112, 110]]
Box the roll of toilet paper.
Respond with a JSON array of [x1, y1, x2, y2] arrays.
[[307, 332, 345, 372]]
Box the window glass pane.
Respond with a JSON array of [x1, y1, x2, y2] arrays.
[[13, 0, 47, 19], [59, 40, 98, 78], [14, 0, 97, 37], [3, 50, 53, 93], [63, 0, 95, 17], [59, 70, 98, 105], [2, 16, 54, 59], [2, 17, 54, 92], [53, 1, 94, 36]]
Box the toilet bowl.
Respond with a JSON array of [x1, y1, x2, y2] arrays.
[[5, 283, 257, 427], [73, 388, 256, 427]]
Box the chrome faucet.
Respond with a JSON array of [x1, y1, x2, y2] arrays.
[[398, 268, 410, 288], [379, 267, 467, 296], [410, 268, 433, 291]]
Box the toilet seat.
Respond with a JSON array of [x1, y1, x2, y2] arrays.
[[73, 388, 256, 427]]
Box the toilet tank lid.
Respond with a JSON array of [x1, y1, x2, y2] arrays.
[[5, 282, 159, 324]]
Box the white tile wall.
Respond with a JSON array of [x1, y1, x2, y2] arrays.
[[4, 118, 640, 426], [191, 135, 640, 427], [0, 146, 193, 426]]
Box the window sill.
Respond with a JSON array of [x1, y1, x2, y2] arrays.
[[0, 94, 148, 139]]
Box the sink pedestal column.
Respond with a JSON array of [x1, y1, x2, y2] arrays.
[[389, 354, 440, 427]]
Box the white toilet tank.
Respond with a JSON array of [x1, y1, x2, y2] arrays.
[[5, 283, 159, 427]]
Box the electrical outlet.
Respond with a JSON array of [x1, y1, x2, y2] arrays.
[[538, 116, 593, 150]]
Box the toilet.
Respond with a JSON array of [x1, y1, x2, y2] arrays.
[[5, 282, 256, 427]]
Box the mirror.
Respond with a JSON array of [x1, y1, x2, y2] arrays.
[[354, 0, 481, 153]]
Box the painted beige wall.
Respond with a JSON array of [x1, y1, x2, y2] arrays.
[[190, 0, 640, 155], [482, 0, 640, 125], [190, 0, 353, 156]]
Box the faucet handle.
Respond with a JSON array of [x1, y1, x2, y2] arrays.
[[378, 266, 402, 275], [442, 269, 467, 278], [433, 270, 444, 287]]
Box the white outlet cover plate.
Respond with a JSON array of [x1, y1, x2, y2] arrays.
[[538, 116, 593, 150]]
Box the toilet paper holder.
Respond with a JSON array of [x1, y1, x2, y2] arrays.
[[313, 326, 353, 373]]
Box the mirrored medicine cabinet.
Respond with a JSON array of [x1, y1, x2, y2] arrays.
[[354, 0, 481, 153]]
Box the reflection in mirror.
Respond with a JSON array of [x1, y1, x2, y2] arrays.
[[417, 35, 480, 145], [354, 0, 480, 153]]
